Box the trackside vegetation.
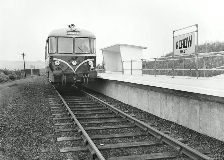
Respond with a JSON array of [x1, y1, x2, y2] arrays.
[[0, 69, 22, 83]]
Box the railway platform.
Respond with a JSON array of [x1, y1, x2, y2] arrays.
[[98, 72, 224, 97], [86, 72, 224, 142]]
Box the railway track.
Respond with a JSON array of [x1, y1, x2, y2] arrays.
[[49, 86, 212, 160]]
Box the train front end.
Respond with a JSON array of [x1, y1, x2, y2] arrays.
[[45, 24, 97, 85]]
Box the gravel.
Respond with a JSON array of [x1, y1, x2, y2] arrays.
[[0, 76, 63, 160]]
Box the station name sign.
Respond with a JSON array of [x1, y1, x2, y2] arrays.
[[174, 32, 195, 55]]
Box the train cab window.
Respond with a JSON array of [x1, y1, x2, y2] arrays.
[[90, 38, 96, 54], [58, 37, 73, 53], [75, 38, 90, 54], [49, 37, 57, 54]]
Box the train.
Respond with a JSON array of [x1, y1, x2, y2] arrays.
[[45, 24, 97, 85]]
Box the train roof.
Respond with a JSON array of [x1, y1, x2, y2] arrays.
[[48, 25, 95, 38]]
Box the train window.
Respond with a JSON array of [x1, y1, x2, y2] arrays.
[[45, 41, 48, 59], [58, 37, 73, 53], [75, 38, 90, 54], [90, 38, 96, 53], [49, 37, 57, 54]]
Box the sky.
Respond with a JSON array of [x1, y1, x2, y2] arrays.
[[1, 0, 224, 64]]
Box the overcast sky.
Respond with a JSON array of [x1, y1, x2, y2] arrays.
[[1, 0, 224, 63]]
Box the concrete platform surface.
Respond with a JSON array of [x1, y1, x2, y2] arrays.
[[98, 72, 224, 98]]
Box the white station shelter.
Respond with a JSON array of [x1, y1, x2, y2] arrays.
[[101, 44, 147, 75]]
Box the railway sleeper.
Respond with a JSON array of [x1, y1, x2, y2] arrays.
[[70, 107, 104, 110], [60, 141, 163, 153], [54, 122, 73, 126], [51, 107, 65, 110], [84, 124, 136, 131], [77, 115, 119, 119], [57, 132, 148, 142], [64, 99, 87, 101], [64, 99, 88, 101], [74, 111, 113, 115], [67, 105, 98, 108], [65, 99, 92, 102], [51, 116, 71, 120], [98, 141, 163, 150], [60, 146, 88, 153], [74, 112, 113, 116], [107, 152, 178, 160], [72, 108, 108, 111], [79, 119, 126, 124], [57, 136, 82, 142], [65, 102, 97, 105]]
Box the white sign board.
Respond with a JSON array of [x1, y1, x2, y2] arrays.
[[174, 32, 195, 55]]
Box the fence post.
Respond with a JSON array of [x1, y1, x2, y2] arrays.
[[203, 57, 206, 77], [222, 55, 224, 75], [131, 60, 132, 75], [182, 58, 185, 76], [196, 54, 199, 79], [141, 59, 143, 76], [122, 61, 124, 75], [211, 56, 214, 76], [166, 59, 168, 76], [172, 58, 175, 78], [222, 55, 224, 66], [154, 58, 157, 77]]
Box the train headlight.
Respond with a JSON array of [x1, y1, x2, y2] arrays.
[[54, 60, 60, 66], [72, 60, 77, 66], [88, 60, 94, 69]]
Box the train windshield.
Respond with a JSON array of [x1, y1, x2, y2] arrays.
[[75, 38, 90, 54], [58, 37, 73, 53], [48, 37, 95, 54]]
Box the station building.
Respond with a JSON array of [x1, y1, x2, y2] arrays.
[[101, 44, 147, 75]]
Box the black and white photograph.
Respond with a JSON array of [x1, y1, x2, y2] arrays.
[[0, 0, 224, 159]]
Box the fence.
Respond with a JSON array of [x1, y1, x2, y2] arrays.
[[120, 52, 224, 78], [122, 60, 142, 75]]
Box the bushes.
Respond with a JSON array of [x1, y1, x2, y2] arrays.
[[0, 73, 9, 83], [8, 73, 16, 80], [0, 69, 22, 83]]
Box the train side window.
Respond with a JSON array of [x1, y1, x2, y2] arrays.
[[45, 41, 48, 59], [49, 37, 57, 54], [90, 38, 96, 54], [58, 37, 73, 53]]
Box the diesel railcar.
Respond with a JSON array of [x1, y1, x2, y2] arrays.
[[45, 24, 97, 85]]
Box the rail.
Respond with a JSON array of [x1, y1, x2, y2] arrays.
[[53, 87, 106, 160], [83, 90, 212, 160]]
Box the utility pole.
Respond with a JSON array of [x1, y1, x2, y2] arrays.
[[21, 53, 26, 77]]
